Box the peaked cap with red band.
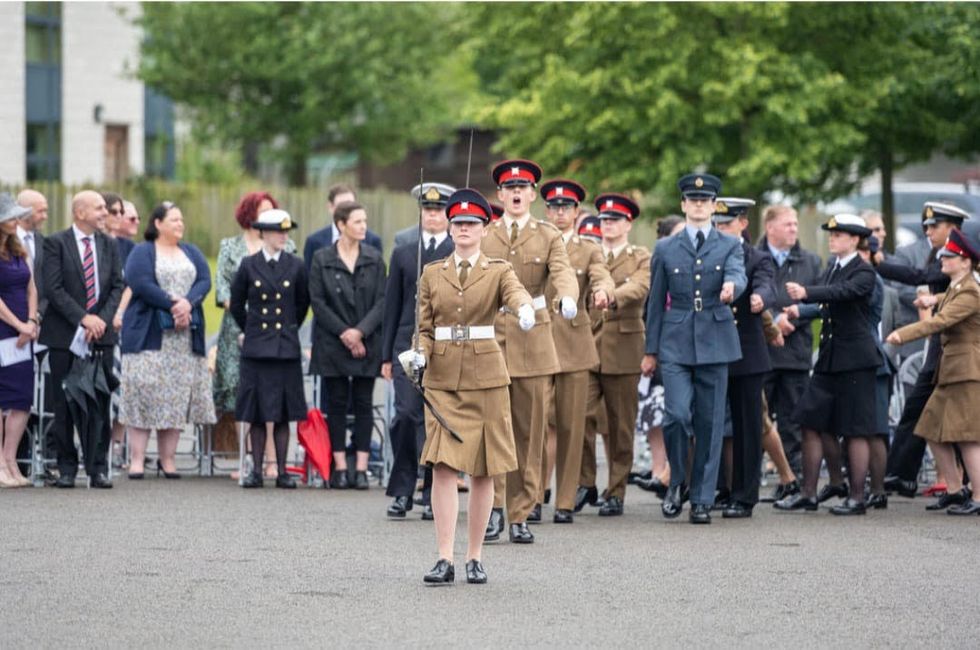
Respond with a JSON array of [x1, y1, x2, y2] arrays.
[[577, 215, 602, 240], [540, 178, 586, 206], [492, 159, 542, 187], [938, 227, 980, 263], [594, 193, 640, 221], [489, 202, 505, 221], [446, 188, 493, 224]]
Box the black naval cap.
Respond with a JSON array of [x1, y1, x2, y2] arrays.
[[678, 172, 721, 200], [821, 213, 872, 237], [446, 188, 493, 224], [253, 209, 298, 231], [595, 193, 640, 221], [922, 201, 970, 227], [712, 197, 756, 224], [492, 159, 542, 188], [938, 227, 980, 263], [540, 179, 587, 207], [411, 182, 456, 208]]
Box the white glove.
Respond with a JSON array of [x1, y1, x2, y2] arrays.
[[560, 296, 578, 320], [518, 304, 536, 331]]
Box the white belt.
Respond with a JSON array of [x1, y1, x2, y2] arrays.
[[531, 295, 547, 310], [434, 325, 496, 341]]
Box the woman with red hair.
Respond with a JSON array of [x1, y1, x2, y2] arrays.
[[213, 191, 296, 478]]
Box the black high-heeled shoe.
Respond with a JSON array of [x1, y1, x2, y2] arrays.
[[156, 460, 181, 479], [127, 472, 144, 480]]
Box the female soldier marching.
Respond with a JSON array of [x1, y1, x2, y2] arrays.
[[408, 188, 534, 585], [230, 209, 310, 488]]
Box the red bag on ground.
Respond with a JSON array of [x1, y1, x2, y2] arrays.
[[297, 408, 332, 480]]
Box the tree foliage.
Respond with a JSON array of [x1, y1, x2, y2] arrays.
[[138, 2, 472, 185]]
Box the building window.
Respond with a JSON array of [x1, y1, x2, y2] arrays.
[[26, 123, 61, 181], [25, 1, 62, 182]]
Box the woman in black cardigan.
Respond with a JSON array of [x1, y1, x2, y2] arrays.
[[309, 201, 385, 490]]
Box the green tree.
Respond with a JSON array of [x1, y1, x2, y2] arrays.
[[138, 2, 471, 186]]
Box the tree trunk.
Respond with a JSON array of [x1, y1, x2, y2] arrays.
[[880, 147, 895, 253]]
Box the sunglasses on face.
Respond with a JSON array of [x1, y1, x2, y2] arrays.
[[108, 208, 124, 216], [124, 216, 139, 223]]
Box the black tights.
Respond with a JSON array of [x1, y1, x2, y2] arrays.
[[322, 376, 375, 452], [251, 422, 289, 476], [802, 429, 881, 502]]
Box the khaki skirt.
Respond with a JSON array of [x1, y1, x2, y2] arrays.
[[915, 381, 980, 443], [420, 386, 518, 477]]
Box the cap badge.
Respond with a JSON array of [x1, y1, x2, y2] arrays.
[[695, 177, 704, 188], [606, 199, 614, 208], [828, 217, 838, 228], [716, 202, 727, 213], [925, 206, 934, 218], [281, 216, 292, 229], [424, 187, 441, 201], [556, 187, 564, 196], [511, 167, 520, 177], [461, 202, 469, 210]]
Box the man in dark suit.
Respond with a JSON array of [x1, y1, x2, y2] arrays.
[[643, 173, 747, 524], [40, 190, 124, 488], [303, 184, 383, 274], [712, 198, 776, 518], [380, 183, 454, 519]]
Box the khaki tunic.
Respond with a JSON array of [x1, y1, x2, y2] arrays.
[[894, 274, 980, 443], [418, 253, 532, 476], [481, 218, 579, 378], [590, 244, 652, 375]]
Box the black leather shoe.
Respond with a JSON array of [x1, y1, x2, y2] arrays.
[[509, 522, 534, 544], [54, 475, 76, 489], [276, 474, 297, 489], [774, 493, 818, 511], [689, 503, 711, 524], [636, 475, 668, 498], [527, 503, 542, 523], [329, 470, 349, 489], [816, 482, 848, 503], [88, 473, 113, 489], [926, 487, 971, 511], [761, 479, 800, 503], [661, 485, 685, 519], [884, 475, 918, 498], [543, 488, 551, 505], [156, 460, 181, 479], [421, 504, 434, 521], [628, 470, 652, 485], [598, 495, 624, 516], [127, 472, 144, 480], [465, 559, 487, 584], [241, 472, 263, 488], [553, 509, 574, 524], [867, 493, 888, 510], [423, 559, 454, 585], [947, 500, 980, 516], [387, 496, 413, 518], [722, 502, 753, 518], [484, 508, 504, 541], [573, 485, 599, 513], [712, 488, 731, 511], [830, 498, 867, 516], [354, 471, 369, 490]]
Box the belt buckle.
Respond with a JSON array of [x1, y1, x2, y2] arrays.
[[694, 297, 703, 312], [453, 324, 466, 341]]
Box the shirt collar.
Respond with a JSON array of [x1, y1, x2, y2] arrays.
[[331, 222, 340, 242], [561, 230, 574, 245], [686, 223, 712, 245], [603, 241, 628, 260], [17, 225, 30, 240], [72, 224, 94, 242], [836, 251, 858, 269], [262, 248, 282, 263], [454, 251, 481, 270], [767, 242, 790, 263], [503, 213, 531, 231], [424, 230, 449, 248]]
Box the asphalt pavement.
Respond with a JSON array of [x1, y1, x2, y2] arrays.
[[1, 475, 977, 648]]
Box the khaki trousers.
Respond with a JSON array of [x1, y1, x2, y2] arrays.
[[541, 370, 589, 510], [584, 372, 640, 500], [505, 375, 552, 523]]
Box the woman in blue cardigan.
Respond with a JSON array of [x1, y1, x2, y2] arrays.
[[118, 202, 216, 478]]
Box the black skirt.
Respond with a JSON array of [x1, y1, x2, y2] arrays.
[[235, 358, 308, 424], [793, 369, 877, 438]]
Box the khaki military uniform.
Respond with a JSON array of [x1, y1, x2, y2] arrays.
[[481, 218, 578, 522], [418, 253, 532, 476], [582, 244, 651, 500], [543, 234, 615, 510]]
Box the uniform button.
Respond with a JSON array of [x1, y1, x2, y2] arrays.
[[695, 274, 701, 280], [262, 308, 268, 315], [510, 250, 516, 256], [275, 323, 282, 330], [696, 259, 702, 265], [456, 307, 462, 312], [576, 269, 583, 275], [262, 323, 268, 330], [336, 288, 341, 292], [826, 318, 832, 323], [535, 257, 541, 263], [695, 290, 701, 296], [283, 281, 290, 287], [455, 341, 461, 347], [458, 291, 463, 296], [261, 294, 268, 300], [674, 268, 679, 273], [734, 319, 738, 325], [335, 274, 341, 279], [276, 308, 282, 315], [716, 265, 721, 271], [828, 333, 832, 339], [276, 293, 282, 299], [732, 306, 737, 313], [254, 280, 261, 287]]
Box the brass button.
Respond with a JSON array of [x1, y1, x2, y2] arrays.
[[276, 293, 282, 299], [276, 308, 282, 315], [456, 307, 462, 312], [734, 319, 738, 325], [261, 323, 268, 330], [674, 268, 679, 273], [695, 274, 701, 280], [283, 281, 290, 287], [510, 250, 516, 256], [262, 308, 268, 315], [261, 294, 268, 300], [535, 257, 541, 263], [732, 306, 737, 313], [254, 280, 261, 287], [275, 323, 282, 330], [716, 265, 721, 271], [695, 290, 701, 296], [458, 291, 463, 296], [696, 259, 702, 265]]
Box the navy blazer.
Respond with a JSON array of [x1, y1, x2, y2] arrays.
[[730, 241, 775, 376], [645, 227, 747, 366], [381, 236, 454, 362], [120, 242, 211, 356], [230, 252, 310, 361], [303, 225, 383, 274]]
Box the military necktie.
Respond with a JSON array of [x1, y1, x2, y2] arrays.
[[268, 257, 277, 269], [426, 236, 436, 256], [696, 230, 706, 251], [607, 251, 614, 265], [458, 260, 470, 285], [510, 221, 519, 244]]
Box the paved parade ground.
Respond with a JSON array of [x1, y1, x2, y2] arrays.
[[2, 476, 977, 649]]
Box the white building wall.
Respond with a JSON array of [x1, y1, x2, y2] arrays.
[[62, 1, 144, 186], [0, 3, 27, 185]]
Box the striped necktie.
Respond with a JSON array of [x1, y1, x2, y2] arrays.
[[82, 236, 97, 310]]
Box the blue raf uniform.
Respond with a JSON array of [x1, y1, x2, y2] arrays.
[[644, 173, 747, 522]]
